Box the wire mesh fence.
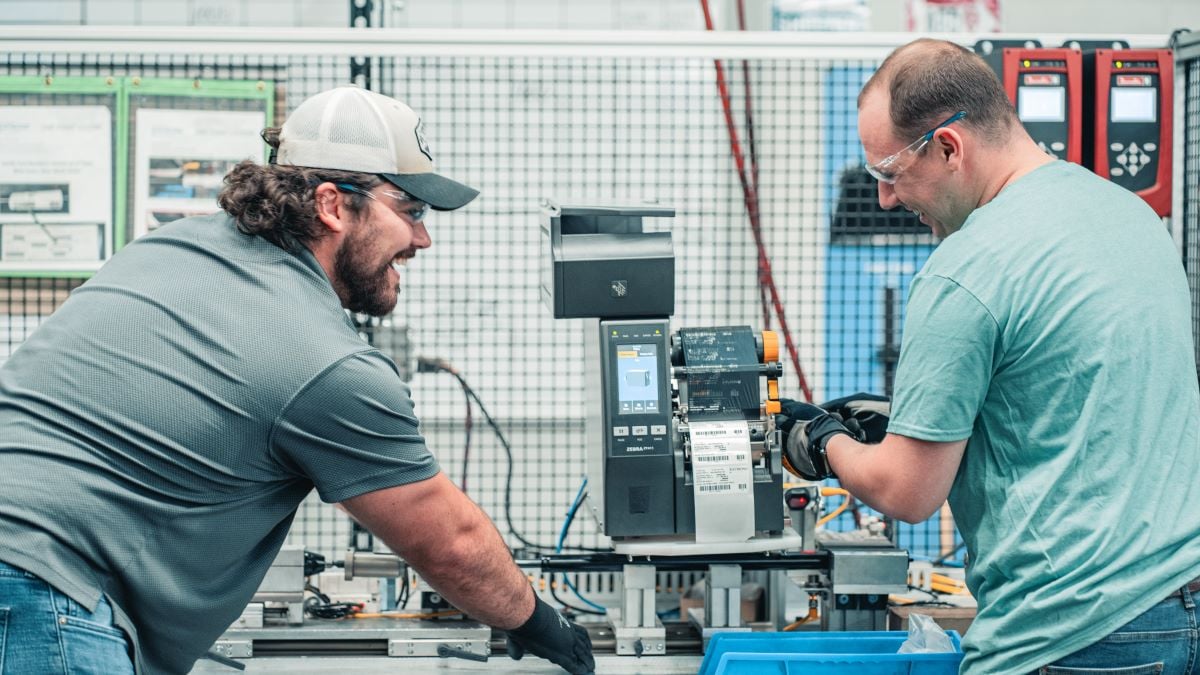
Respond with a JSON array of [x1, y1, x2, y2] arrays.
[[11, 31, 1185, 568], [1183, 41, 1200, 383]]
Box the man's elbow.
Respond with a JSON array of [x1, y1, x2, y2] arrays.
[[400, 526, 480, 573], [887, 497, 943, 524], [868, 480, 945, 523], [383, 482, 494, 566]]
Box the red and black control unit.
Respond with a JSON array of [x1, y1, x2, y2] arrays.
[[1002, 47, 1083, 164], [1085, 48, 1173, 216]]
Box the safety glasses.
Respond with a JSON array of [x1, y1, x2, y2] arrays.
[[334, 183, 429, 224], [864, 110, 967, 184]]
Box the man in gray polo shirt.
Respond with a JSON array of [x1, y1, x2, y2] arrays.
[[0, 86, 594, 674]]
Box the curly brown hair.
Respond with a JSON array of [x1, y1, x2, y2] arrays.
[[217, 128, 384, 252]]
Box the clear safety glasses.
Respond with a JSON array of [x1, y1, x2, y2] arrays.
[[864, 110, 967, 184], [335, 183, 429, 224]]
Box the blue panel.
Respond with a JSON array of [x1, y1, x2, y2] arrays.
[[820, 65, 961, 562], [825, 244, 931, 396], [823, 66, 872, 210]]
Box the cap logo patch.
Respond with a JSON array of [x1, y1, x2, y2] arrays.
[[414, 118, 434, 162]]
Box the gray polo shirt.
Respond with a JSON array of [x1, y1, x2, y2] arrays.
[[0, 212, 439, 673]]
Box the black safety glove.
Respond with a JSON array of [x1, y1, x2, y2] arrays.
[[820, 392, 891, 444], [506, 595, 595, 675], [776, 399, 861, 481]]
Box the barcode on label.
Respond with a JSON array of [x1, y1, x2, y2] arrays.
[[695, 453, 747, 463], [699, 484, 732, 492], [693, 428, 744, 437]]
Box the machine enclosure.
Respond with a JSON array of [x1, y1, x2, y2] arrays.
[[542, 201, 783, 539], [588, 319, 785, 538], [1083, 48, 1173, 216], [1002, 47, 1083, 164], [540, 201, 675, 319]]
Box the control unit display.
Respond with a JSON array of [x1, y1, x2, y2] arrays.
[[616, 344, 661, 414], [1018, 85, 1065, 122], [1110, 87, 1155, 122]]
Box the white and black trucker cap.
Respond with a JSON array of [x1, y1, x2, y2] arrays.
[[276, 85, 478, 211]]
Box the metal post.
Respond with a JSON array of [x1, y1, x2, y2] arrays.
[[349, 0, 375, 88], [613, 564, 665, 655], [705, 564, 741, 628]]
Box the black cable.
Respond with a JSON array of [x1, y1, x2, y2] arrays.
[[548, 572, 606, 616], [304, 600, 362, 619], [305, 582, 362, 619], [305, 582, 331, 604], [419, 357, 607, 553], [394, 565, 411, 608], [460, 380, 473, 493], [462, 379, 602, 551], [933, 540, 968, 565], [898, 584, 956, 605], [446, 367, 538, 549], [1168, 28, 1191, 49]]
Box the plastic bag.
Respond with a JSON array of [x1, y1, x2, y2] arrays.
[[897, 613, 956, 653]]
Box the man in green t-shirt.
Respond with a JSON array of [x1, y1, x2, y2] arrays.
[[0, 86, 593, 674], [780, 39, 1200, 673]]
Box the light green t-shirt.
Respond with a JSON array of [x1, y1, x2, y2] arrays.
[[0, 213, 439, 673], [888, 161, 1200, 674]]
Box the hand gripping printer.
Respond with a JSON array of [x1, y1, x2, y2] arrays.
[[540, 201, 908, 653]]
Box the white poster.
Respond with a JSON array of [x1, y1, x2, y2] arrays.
[[906, 0, 1001, 32], [133, 108, 265, 240], [0, 105, 112, 272], [774, 0, 870, 32]]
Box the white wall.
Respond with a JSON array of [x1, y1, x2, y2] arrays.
[[867, 0, 1198, 35], [3, 0, 1196, 34], [0, 0, 706, 29]]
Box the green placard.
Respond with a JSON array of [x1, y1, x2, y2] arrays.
[[0, 76, 124, 278], [123, 78, 273, 247]]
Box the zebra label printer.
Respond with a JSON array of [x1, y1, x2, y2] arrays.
[[540, 200, 786, 543]]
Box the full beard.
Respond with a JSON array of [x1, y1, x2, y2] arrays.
[[333, 230, 399, 317]]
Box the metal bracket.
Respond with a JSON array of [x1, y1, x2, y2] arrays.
[[612, 564, 666, 655], [210, 640, 253, 659], [387, 638, 489, 659]]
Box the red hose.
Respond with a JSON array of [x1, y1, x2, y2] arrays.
[[699, 0, 814, 402]]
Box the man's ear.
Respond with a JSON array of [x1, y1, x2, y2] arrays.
[[935, 128, 965, 171], [314, 182, 350, 234]]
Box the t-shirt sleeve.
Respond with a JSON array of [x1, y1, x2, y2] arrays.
[[271, 350, 440, 503], [887, 273, 1001, 442]]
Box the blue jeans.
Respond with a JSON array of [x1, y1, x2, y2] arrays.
[[1036, 582, 1199, 674], [0, 561, 134, 674]]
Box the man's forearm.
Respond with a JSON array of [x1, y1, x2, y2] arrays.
[[399, 499, 535, 629], [826, 432, 966, 523], [340, 474, 537, 630]]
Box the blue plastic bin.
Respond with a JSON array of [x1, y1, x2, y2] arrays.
[[697, 630, 964, 675]]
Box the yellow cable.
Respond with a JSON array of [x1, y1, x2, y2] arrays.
[[351, 609, 463, 620], [783, 594, 821, 631], [816, 487, 850, 527], [930, 574, 967, 595]]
